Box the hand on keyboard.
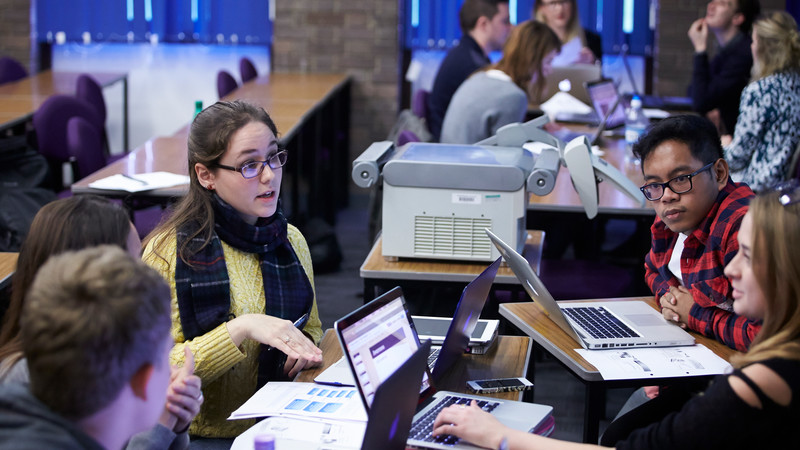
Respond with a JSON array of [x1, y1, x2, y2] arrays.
[[431, 400, 506, 449]]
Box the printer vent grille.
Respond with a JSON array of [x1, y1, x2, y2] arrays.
[[413, 216, 492, 258]]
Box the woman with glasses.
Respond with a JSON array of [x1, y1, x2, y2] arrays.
[[433, 182, 800, 449], [533, 0, 601, 65], [143, 100, 323, 445], [722, 11, 800, 192]]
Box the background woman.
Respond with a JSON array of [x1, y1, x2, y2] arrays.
[[143, 100, 323, 444], [533, 0, 601, 65], [0, 195, 201, 449], [723, 11, 800, 192], [439, 20, 560, 144], [432, 182, 800, 448]]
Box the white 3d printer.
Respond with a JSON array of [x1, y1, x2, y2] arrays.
[[352, 116, 646, 262]]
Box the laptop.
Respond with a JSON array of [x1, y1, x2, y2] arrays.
[[361, 340, 431, 450], [485, 228, 695, 350], [316, 257, 501, 385], [335, 286, 553, 449], [541, 64, 602, 105], [552, 79, 625, 145]]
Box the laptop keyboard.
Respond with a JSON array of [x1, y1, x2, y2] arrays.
[[409, 395, 499, 446], [427, 347, 440, 370], [562, 306, 641, 339]]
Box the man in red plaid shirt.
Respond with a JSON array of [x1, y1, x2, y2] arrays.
[[635, 115, 761, 352]]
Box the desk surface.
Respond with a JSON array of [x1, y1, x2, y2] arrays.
[[529, 125, 654, 216], [71, 72, 350, 197], [0, 253, 19, 291], [500, 298, 737, 382], [296, 330, 532, 402], [360, 230, 544, 284], [0, 70, 127, 130]]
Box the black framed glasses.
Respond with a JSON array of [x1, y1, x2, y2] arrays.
[[541, 0, 570, 7], [639, 162, 715, 201], [774, 179, 800, 206], [214, 150, 288, 179]]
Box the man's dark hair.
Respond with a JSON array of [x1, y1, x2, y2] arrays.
[[736, 0, 761, 35], [459, 0, 508, 34], [633, 115, 723, 167]]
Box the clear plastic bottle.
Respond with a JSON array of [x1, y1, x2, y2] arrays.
[[624, 95, 648, 165], [194, 100, 203, 118]]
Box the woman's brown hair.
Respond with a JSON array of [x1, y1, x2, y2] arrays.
[[493, 20, 561, 103]]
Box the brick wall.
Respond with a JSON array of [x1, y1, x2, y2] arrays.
[[273, 0, 400, 163], [0, 0, 32, 71], [655, 0, 783, 96]]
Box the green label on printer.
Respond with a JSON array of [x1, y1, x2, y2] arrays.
[[452, 193, 481, 204]]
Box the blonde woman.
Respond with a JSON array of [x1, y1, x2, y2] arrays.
[[432, 181, 800, 449], [723, 11, 800, 192], [439, 20, 561, 144], [533, 0, 601, 65]]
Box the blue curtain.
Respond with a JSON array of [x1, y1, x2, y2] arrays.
[[403, 0, 655, 57], [36, 0, 272, 44]]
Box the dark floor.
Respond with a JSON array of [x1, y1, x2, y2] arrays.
[[313, 193, 636, 444]]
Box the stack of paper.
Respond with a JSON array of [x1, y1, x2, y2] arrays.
[[87, 172, 189, 193], [576, 345, 732, 380]]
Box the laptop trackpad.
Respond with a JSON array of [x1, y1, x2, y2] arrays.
[[625, 314, 666, 327]]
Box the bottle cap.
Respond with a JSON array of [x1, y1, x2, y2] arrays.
[[254, 434, 275, 450]]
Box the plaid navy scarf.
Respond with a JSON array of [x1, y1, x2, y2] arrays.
[[175, 195, 313, 383]]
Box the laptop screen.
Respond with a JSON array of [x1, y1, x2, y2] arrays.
[[586, 80, 626, 129], [338, 291, 430, 408]]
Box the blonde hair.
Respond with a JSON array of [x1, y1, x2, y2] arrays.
[[533, 0, 586, 45], [492, 20, 560, 102], [732, 189, 800, 368], [752, 11, 800, 80]]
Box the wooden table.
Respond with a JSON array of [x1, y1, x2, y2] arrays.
[[296, 330, 533, 403], [71, 72, 352, 224], [499, 298, 737, 443], [0, 70, 129, 149], [360, 230, 544, 303], [0, 253, 18, 292]]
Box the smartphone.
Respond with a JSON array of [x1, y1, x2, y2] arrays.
[[466, 377, 533, 394]]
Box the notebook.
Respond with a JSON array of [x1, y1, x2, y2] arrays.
[[335, 286, 553, 449], [485, 228, 696, 350]]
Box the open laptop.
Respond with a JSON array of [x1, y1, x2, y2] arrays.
[[552, 79, 625, 145], [541, 64, 602, 105], [316, 257, 501, 385], [335, 286, 552, 449], [485, 228, 695, 350]]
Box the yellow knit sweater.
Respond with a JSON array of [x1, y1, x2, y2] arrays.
[[142, 224, 322, 438]]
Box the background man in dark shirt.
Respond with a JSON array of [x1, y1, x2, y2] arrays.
[[426, 0, 511, 141]]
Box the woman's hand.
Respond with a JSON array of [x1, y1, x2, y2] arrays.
[[432, 400, 507, 449], [284, 354, 323, 378], [576, 47, 597, 65], [160, 345, 203, 433], [227, 314, 322, 364]]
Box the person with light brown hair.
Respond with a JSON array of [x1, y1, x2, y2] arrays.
[[439, 20, 561, 144], [431, 181, 800, 449], [533, 0, 601, 65], [722, 11, 800, 192], [0, 246, 197, 449]]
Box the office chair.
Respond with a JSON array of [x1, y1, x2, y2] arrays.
[[239, 57, 258, 83], [0, 56, 27, 85], [217, 70, 238, 98], [75, 74, 113, 156]]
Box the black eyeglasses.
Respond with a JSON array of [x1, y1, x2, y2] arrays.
[[774, 179, 800, 206], [214, 150, 288, 179], [541, 0, 570, 7], [639, 162, 715, 201]]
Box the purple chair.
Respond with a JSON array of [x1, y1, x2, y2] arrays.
[[0, 57, 27, 85], [217, 70, 238, 98], [239, 57, 258, 83], [75, 74, 112, 155], [396, 130, 420, 147], [33, 95, 103, 190], [411, 89, 429, 119], [538, 259, 633, 300], [66, 116, 105, 180]]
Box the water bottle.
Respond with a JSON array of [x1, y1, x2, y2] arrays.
[[254, 434, 275, 450], [624, 95, 648, 165], [194, 100, 203, 118]]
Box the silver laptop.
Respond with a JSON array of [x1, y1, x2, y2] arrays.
[[486, 228, 695, 350], [335, 287, 552, 449], [541, 64, 602, 104], [553, 79, 625, 145]]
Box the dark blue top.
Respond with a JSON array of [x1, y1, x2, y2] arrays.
[[427, 34, 490, 141], [690, 32, 753, 134]]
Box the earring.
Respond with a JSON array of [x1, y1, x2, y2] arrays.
[[206, 184, 215, 191]]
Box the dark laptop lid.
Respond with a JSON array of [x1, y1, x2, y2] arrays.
[[431, 257, 501, 382], [585, 78, 626, 130], [361, 340, 431, 450]]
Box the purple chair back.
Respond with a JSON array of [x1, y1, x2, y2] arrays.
[[67, 116, 106, 179], [76, 74, 107, 123], [217, 70, 238, 98], [239, 57, 258, 83], [396, 130, 420, 147], [0, 57, 27, 85], [411, 90, 429, 119]]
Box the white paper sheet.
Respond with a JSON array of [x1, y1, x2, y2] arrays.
[[576, 345, 732, 380], [228, 382, 367, 422], [87, 172, 189, 193], [314, 356, 356, 386], [552, 37, 584, 66], [540, 92, 593, 117], [230, 416, 366, 450]]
